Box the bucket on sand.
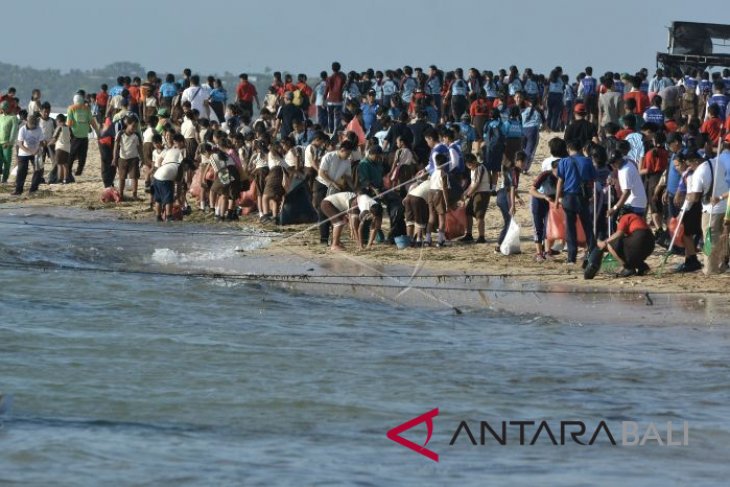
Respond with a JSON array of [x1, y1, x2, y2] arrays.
[[395, 235, 411, 250]]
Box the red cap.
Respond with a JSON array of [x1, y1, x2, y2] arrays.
[[574, 103, 587, 114]]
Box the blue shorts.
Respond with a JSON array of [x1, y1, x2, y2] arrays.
[[152, 178, 175, 205]]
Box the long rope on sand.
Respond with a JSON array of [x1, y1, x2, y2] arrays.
[[265, 161, 466, 313], [0, 259, 724, 296]]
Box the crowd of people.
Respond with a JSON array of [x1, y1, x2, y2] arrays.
[[1, 62, 730, 277]]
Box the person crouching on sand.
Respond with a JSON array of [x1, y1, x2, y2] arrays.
[[320, 190, 357, 251], [351, 192, 384, 250], [597, 205, 655, 277]]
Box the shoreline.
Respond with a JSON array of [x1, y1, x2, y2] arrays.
[[1, 203, 728, 326], [1, 139, 729, 325]]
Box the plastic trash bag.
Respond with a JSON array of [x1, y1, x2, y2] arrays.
[[500, 218, 522, 255]]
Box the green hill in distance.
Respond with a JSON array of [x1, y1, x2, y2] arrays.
[[0, 61, 275, 108]]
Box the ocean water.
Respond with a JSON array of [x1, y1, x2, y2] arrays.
[[1, 209, 729, 486]]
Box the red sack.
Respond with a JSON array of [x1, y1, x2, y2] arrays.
[[546, 204, 586, 246], [170, 204, 184, 221], [668, 216, 684, 244], [100, 187, 121, 203], [189, 170, 202, 199], [236, 184, 258, 215], [445, 206, 467, 240]]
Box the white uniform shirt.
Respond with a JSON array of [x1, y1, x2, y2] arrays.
[[618, 160, 647, 210], [690, 159, 729, 215], [316, 151, 352, 187], [323, 191, 356, 211]]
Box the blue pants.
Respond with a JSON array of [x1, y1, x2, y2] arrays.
[[317, 106, 328, 129], [431, 94, 441, 119], [496, 188, 511, 245], [531, 197, 549, 243], [327, 104, 342, 134], [562, 193, 595, 263], [547, 93, 564, 132], [522, 126, 539, 172]]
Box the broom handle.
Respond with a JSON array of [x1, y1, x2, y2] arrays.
[[607, 185, 612, 235], [667, 206, 687, 254], [593, 183, 597, 236], [709, 129, 723, 211]]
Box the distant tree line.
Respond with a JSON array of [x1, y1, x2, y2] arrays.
[[0, 61, 274, 108]]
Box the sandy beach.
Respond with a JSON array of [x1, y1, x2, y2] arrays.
[[1, 132, 729, 303]]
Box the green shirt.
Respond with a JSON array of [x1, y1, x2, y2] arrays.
[[357, 158, 384, 190], [0, 113, 19, 145], [67, 104, 93, 138]]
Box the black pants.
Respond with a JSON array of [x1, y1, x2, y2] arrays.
[[616, 229, 655, 268], [210, 101, 225, 122], [562, 193, 595, 263], [69, 137, 89, 175], [313, 181, 330, 242], [15, 156, 43, 194], [99, 143, 115, 188], [381, 192, 406, 242]]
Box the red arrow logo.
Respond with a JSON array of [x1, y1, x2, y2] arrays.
[[386, 408, 439, 462]]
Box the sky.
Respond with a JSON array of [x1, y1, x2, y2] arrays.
[[5, 0, 727, 77]]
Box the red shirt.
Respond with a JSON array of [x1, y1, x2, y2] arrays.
[[128, 85, 140, 105], [624, 91, 649, 114], [408, 92, 426, 114], [282, 82, 296, 96], [616, 128, 634, 140], [470, 99, 491, 117], [296, 81, 312, 98], [701, 118, 722, 145], [236, 82, 257, 102], [642, 147, 669, 174], [325, 72, 346, 104], [96, 91, 109, 108], [0, 94, 19, 114], [618, 213, 649, 236], [664, 119, 678, 133]]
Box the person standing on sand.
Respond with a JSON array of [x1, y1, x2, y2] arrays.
[[315, 140, 355, 244], [67, 93, 99, 179], [235, 73, 259, 119], [12, 114, 44, 195], [323, 62, 346, 135], [112, 116, 142, 201], [181, 75, 210, 121], [0, 101, 19, 184], [598, 77, 624, 129], [555, 138, 597, 266], [675, 149, 704, 273], [564, 103, 598, 149]]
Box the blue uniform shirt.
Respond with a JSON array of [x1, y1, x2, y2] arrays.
[[557, 155, 596, 194], [427, 143, 450, 175]]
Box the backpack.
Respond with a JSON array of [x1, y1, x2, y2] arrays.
[[292, 89, 305, 107], [483, 122, 505, 165]]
